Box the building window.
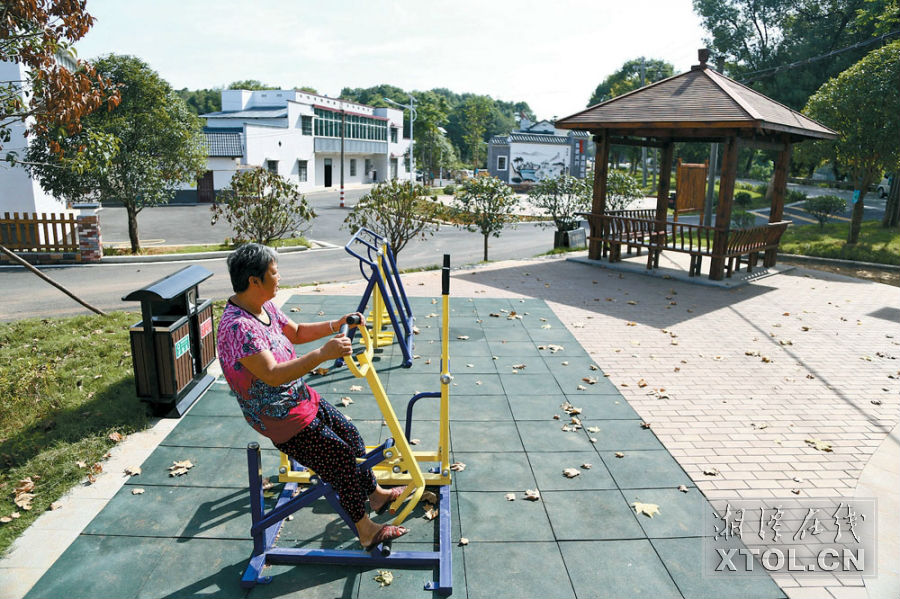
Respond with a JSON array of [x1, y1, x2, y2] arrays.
[[497, 156, 507, 171], [301, 116, 312, 135], [266, 160, 278, 174], [298, 160, 308, 182], [390, 127, 398, 143], [350, 159, 357, 176], [313, 108, 387, 141]]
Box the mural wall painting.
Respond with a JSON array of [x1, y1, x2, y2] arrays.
[[509, 143, 570, 183]]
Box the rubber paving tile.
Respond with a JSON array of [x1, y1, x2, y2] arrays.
[[25, 295, 784, 599]]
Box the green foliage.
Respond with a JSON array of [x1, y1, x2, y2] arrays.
[[453, 176, 519, 260], [755, 182, 769, 195], [734, 191, 753, 208], [804, 195, 847, 228], [341, 179, 440, 254], [586, 170, 644, 211], [786, 189, 808, 204], [731, 210, 757, 228], [175, 87, 222, 115], [228, 79, 278, 90], [442, 184, 457, 196], [588, 57, 675, 105], [748, 161, 774, 181], [529, 174, 591, 232], [0, 311, 153, 555], [212, 167, 315, 245], [693, 0, 896, 109], [26, 54, 207, 253]]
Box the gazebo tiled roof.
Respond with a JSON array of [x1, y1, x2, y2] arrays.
[[557, 64, 835, 141]]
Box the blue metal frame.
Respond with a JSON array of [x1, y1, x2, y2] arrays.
[[242, 438, 452, 594], [337, 228, 415, 368]]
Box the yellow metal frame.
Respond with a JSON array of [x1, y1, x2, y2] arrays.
[[278, 293, 452, 525], [367, 248, 394, 348]]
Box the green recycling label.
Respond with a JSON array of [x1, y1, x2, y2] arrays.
[[174, 335, 190, 359]]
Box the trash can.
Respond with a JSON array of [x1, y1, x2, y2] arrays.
[[123, 265, 216, 417]]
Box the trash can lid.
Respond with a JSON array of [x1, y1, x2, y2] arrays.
[[122, 265, 214, 302]]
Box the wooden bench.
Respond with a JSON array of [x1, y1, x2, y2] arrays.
[[580, 212, 790, 278]]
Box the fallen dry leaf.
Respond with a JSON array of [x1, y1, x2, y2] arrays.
[[505, 493, 516, 501], [459, 537, 469, 546], [90, 462, 103, 475], [702, 468, 720, 476], [626, 321, 637, 327], [637, 379, 648, 388], [14, 493, 34, 510], [168, 460, 195, 477], [374, 570, 394, 586], [805, 438, 833, 452], [457, 335, 469, 340], [582, 376, 597, 385], [0, 516, 11, 524], [349, 385, 363, 392], [586, 426, 601, 433], [589, 364, 599, 370], [76, 461, 87, 469], [523, 489, 541, 501], [289, 307, 301, 312], [581, 463, 592, 470], [677, 485, 689, 493], [313, 367, 329, 375], [125, 466, 142, 476], [15, 478, 35, 494], [422, 490, 438, 504], [640, 422, 651, 429], [614, 452, 625, 458], [339, 396, 354, 407], [576, 384, 586, 391], [423, 505, 438, 520], [410, 438, 420, 445], [450, 462, 466, 472], [632, 502, 660, 518], [562, 468, 581, 478], [49, 501, 62, 511]]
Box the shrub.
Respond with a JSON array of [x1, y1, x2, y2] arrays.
[[749, 162, 774, 181], [528, 174, 590, 233], [442, 184, 456, 196], [211, 167, 315, 245], [786, 189, 808, 204], [734, 191, 753, 209], [731, 210, 757, 229], [754, 183, 768, 196], [803, 195, 847, 229]]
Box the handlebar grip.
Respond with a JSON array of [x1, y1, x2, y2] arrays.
[[339, 314, 362, 335], [442, 254, 450, 296]]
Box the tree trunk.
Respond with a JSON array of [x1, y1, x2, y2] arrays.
[[847, 192, 865, 244], [883, 174, 899, 228], [483, 234, 489, 262], [126, 204, 141, 254]]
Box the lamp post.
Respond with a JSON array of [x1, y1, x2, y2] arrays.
[[384, 94, 416, 186]]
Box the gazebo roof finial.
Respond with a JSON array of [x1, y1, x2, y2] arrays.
[[698, 48, 710, 68]]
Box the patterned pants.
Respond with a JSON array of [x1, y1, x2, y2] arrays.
[[274, 400, 376, 522]]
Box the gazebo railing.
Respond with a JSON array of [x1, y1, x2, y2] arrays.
[[579, 212, 790, 277]]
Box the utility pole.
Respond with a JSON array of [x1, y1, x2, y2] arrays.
[[640, 57, 647, 186], [340, 107, 345, 208]]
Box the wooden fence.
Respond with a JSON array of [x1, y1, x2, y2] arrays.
[[0, 212, 79, 253]]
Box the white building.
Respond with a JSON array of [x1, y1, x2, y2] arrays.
[[179, 89, 411, 202], [0, 58, 73, 215]]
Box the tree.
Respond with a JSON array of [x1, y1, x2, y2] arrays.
[[26, 54, 207, 253], [410, 91, 451, 182], [588, 58, 674, 106], [459, 96, 493, 167], [804, 195, 847, 229], [175, 88, 221, 115], [1, 0, 119, 159], [693, 0, 897, 109], [227, 80, 278, 90], [585, 170, 644, 211], [528, 174, 590, 234], [342, 179, 440, 254], [803, 40, 900, 242], [212, 167, 315, 245], [453, 176, 518, 261]]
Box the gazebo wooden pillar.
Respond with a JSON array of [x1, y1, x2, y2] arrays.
[[589, 130, 610, 260], [766, 137, 792, 266], [709, 137, 739, 280]]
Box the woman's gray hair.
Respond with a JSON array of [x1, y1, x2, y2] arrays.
[[227, 243, 278, 292]]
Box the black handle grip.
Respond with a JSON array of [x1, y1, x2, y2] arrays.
[[442, 254, 450, 296], [339, 314, 362, 335]]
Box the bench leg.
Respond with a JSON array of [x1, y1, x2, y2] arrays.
[[726, 257, 734, 278], [748, 252, 758, 272]]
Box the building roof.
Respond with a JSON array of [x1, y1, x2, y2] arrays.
[[489, 135, 509, 145], [201, 107, 288, 119], [556, 63, 836, 141], [204, 132, 242, 157], [508, 133, 570, 145]]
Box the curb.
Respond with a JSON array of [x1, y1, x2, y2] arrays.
[[779, 253, 900, 272], [97, 241, 339, 264]]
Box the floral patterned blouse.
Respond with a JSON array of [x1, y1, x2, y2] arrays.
[[216, 300, 320, 443]]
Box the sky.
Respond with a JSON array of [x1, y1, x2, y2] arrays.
[[74, 0, 710, 121]]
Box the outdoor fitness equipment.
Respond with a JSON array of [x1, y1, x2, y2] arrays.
[[339, 228, 415, 368], [241, 255, 454, 594]]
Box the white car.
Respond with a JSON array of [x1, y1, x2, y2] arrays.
[[876, 176, 890, 198]]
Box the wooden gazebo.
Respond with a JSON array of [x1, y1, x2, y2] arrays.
[[556, 49, 836, 281]]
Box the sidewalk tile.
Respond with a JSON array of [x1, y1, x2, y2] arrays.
[[559, 540, 682, 598], [457, 492, 554, 542], [542, 490, 644, 541], [464, 542, 573, 599]]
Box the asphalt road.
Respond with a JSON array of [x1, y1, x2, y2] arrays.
[[0, 217, 555, 322]]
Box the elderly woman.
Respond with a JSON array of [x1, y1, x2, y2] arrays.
[[216, 243, 407, 550]]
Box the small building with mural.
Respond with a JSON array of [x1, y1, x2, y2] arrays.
[[487, 117, 591, 185]]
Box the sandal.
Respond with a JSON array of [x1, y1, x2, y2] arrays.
[[363, 524, 408, 551], [375, 485, 408, 515]]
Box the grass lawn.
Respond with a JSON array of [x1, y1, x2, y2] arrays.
[[103, 237, 310, 256], [780, 220, 900, 265], [0, 302, 228, 555]]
